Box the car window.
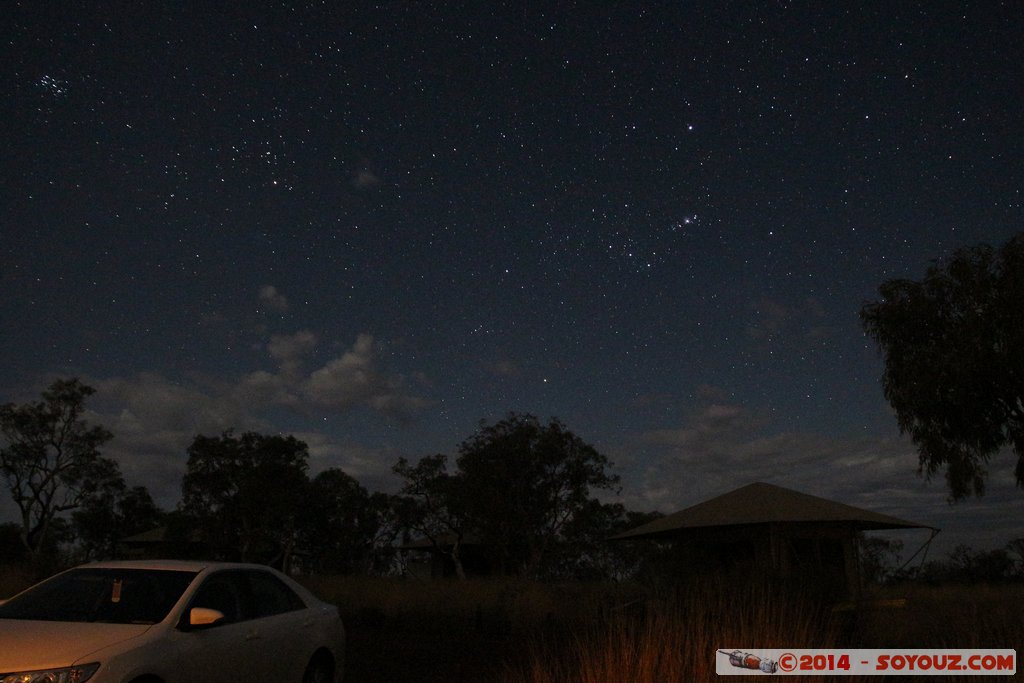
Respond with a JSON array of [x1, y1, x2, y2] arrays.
[[247, 570, 306, 617], [0, 568, 197, 624], [190, 572, 247, 623]]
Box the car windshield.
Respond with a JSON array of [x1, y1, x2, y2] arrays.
[[0, 568, 198, 624]]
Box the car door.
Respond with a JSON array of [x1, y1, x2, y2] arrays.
[[170, 571, 262, 682], [242, 569, 317, 682]]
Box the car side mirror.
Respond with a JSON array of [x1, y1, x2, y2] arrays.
[[187, 607, 226, 629]]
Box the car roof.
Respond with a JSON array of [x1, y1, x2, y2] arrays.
[[76, 559, 283, 573]]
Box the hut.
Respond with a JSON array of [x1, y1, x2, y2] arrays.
[[398, 533, 493, 579], [118, 525, 206, 560], [611, 482, 935, 598]]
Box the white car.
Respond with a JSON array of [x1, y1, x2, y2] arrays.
[[0, 560, 344, 683]]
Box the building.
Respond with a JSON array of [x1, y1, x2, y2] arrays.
[[611, 482, 935, 598], [398, 533, 492, 579]]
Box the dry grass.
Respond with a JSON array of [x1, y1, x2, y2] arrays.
[[500, 581, 1024, 683], [502, 579, 840, 683], [5, 567, 1020, 681], [299, 574, 633, 634], [297, 575, 642, 682], [852, 583, 1024, 650]]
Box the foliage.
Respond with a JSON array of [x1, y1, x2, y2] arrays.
[[362, 491, 406, 575], [899, 543, 1021, 584], [0, 561, 34, 599], [301, 468, 394, 574], [0, 379, 122, 560], [181, 431, 392, 573], [1005, 538, 1024, 578], [0, 522, 28, 565], [71, 484, 163, 561], [456, 414, 620, 577], [548, 503, 664, 581], [860, 233, 1024, 499], [392, 454, 472, 579], [394, 413, 622, 578], [859, 535, 904, 585], [181, 431, 310, 565], [948, 544, 1015, 582]]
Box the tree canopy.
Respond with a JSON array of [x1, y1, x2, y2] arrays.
[[72, 484, 163, 562], [181, 431, 310, 565], [393, 413, 621, 578], [301, 468, 394, 574], [0, 378, 123, 560], [860, 233, 1024, 499], [180, 431, 392, 573], [393, 453, 472, 579]]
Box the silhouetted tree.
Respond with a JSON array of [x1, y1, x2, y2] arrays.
[[859, 536, 904, 585], [181, 431, 309, 567], [0, 379, 122, 561], [456, 413, 620, 576], [72, 484, 163, 561], [949, 544, 1015, 582], [301, 468, 388, 574], [549, 502, 665, 581], [860, 233, 1024, 499], [0, 522, 27, 565], [1005, 538, 1024, 579], [362, 491, 406, 575], [392, 454, 471, 579], [394, 413, 622, 578]]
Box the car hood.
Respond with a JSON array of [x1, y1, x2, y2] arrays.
[[0, 619, 153, 670]]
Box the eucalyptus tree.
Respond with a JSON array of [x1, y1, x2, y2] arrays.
[[0, 378, 122, 561], [861, 233, 1024, 499]]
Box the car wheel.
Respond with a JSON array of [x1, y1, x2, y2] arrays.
[[302, 654, 334, 683]]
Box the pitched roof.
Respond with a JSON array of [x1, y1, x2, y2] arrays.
[[398, 532, 484, 550], [611, 482, 931, 540], [120, 526, 171, 543]]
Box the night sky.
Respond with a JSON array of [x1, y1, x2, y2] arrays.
[[3, 2, 1022, 557]]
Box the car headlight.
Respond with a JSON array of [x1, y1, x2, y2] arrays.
[[0, 663, 100, 683]]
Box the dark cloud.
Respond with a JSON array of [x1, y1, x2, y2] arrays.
[[54, 331, 432, 510], [612, 403, 1024, 557], [352, 169, 381, 189], [258, 285, 289, 313]]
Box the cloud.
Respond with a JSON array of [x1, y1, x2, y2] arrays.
[[81, 372, 271, 509], [489, 358, 521, 377], [352, 169, 381, 189], [746, 296, 835, 342], [48, 331, 432, 511], [229, 333, 431, 421], [294, 431, 402, 494], [267, 330, 319, 377], [747, 299, 793, 339], [258, 285, 289, 313], [613, 402, 1024, 556], [643, 403, 764, 457], [303, 334, 431, 419], [695, 384, 729, 402], [304, 334, 376, 408], [234, 370, 298, 408], [89, 373, 253, 436]]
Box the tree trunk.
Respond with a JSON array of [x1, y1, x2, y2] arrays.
[[450, 539, 467, 580]]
